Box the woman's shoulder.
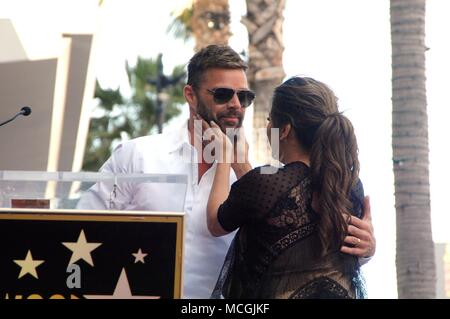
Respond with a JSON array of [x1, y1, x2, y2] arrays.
[[245, 161, 309, 176], [235, 161, 310, 191], [235, 165, 276, 186]]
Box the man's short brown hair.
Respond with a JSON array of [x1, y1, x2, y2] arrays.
[[187, 45, 247, 89]]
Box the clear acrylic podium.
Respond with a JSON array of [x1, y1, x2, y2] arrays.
[[0, 170, 188, 211], [0, 171, 187, 299]]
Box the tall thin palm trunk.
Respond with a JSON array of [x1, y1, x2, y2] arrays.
[[192, 0, 231, 51], [243, 0, 285, 164], [390, 0, 436, 298]]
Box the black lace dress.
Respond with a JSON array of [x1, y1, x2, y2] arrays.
[[213, 161, 365, 299]]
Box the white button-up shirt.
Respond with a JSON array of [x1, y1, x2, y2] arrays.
[[77, 121, 236, 298]]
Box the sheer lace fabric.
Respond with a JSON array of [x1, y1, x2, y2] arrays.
[[213, 161, 365, 299]]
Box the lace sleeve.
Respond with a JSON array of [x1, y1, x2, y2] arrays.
[[218, 163, 310, 232], [217, 167, 264, 232], [217, 165, 286, 231]]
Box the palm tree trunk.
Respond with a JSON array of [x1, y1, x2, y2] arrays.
[[243, 0, 285, 164], [390, 0, 436, 298], [192, 0, 231, 51]]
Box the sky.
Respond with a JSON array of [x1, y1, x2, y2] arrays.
[[3, 0, 448, 299]]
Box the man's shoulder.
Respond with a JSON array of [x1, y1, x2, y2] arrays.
[[112, 128, 186, 163], [117, 133, 169, 152], [125, 134, 163, 147]]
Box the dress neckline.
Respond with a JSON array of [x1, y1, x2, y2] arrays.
[[284, 160, 309, 169]]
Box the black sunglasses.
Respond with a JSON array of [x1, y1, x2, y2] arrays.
[[207, 87, 255, 108]]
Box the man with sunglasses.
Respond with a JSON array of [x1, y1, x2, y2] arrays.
[[78, 45, 375, 298]]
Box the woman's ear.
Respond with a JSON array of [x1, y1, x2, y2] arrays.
[[280, 123, 292, 141]]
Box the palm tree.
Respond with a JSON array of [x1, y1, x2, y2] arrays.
[[167, 3, 194, 44], [242, 0, 286, 164], [192, 0, 231, 51], [83, 56, 185, 171], [390, 0, 436, 298], [168, 0, 231, 51]]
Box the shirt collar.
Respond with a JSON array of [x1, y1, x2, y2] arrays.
[[167, 119, 192, 153]]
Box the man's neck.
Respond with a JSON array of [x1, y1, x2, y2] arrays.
[[188, 118, 214, 182], [188, 117, 196, 146], [197, 162, 213, 183]]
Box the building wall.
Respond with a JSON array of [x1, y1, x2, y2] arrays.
[[0, 16, 97, 172], [0, 59, 58, 170], [57, 34, 94, 171]]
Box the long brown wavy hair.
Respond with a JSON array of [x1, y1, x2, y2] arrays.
[[270, 77, 360, 252]]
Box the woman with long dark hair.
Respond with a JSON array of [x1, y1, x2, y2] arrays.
[[206, 76, 367, 298]]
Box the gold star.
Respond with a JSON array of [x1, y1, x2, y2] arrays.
[[14, 250, 44, 279], [62, 229, 102, 266], [132, 248, 148, 264], [84, 268, 159, 299]]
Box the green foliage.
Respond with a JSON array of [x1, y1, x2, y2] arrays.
[[82, 56, 186, 171], [167, 6, 194, 42]]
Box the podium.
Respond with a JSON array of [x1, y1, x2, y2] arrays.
[[0, 171, 187, 299]]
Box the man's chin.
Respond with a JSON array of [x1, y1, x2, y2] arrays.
[[219, 119, 242, 130]]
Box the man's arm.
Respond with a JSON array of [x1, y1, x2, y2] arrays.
[[341, 196, 376, 264], [76, 143, 132, 211], [76, 161, 116, 210]]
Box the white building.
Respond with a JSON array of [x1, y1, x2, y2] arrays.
[[0, 1, 100, 172]]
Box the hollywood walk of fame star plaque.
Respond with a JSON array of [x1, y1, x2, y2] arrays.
[[0, 208, 184, 299]]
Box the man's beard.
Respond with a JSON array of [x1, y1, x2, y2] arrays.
[[196, 99, 244, 133]]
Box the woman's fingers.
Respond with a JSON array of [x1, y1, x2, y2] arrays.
[[347, 225, 369, 241], [343, 235, 362, 246], [340, 245, 366, 257]]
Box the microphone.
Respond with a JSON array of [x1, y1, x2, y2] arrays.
[[20, 106, 32, 116], [0, 106, 32, 127]]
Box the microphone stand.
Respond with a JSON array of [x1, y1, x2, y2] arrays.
[[0, 113, 24, 127], [0, 107, 32, 127]]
